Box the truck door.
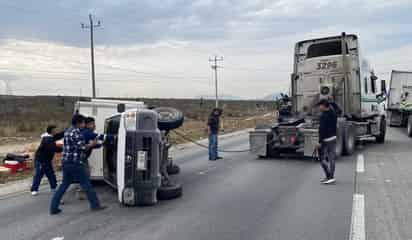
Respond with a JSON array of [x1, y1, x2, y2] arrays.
[[103, 115, 121, 188]]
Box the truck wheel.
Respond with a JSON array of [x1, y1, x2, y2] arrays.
[[343, 125, 356, 156], [376, 118, 387, 143], [157, 183, 183, 200], [407, 117, 412, 137], [167, 163, 180, 175], [154, 107, 184, 131], [335, 135, 343, 157]]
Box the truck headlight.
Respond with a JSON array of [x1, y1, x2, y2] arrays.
[[321, 86, 330, 95], [122, 188, 135, 206], [124, 112, 137, 131]]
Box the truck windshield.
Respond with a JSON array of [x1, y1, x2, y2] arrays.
[[307, 41, 348, 59]]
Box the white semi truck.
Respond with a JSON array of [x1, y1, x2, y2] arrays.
[[387, 71, 412, 136], [250, 33, 387, 158]]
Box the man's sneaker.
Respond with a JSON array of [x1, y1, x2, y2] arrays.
[[50, 209, 62, 215], [91, 206, 107, 212], [320, 178, 328, 183], [216, 156, 223, 160], [31, 191, 38, 196], [323, 178, 336, 184]]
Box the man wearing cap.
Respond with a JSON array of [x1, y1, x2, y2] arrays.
[[207, 108, 223, 161], [316, 99, 337, 184]]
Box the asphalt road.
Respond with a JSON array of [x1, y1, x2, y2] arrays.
[[0, 131, 358, 240]]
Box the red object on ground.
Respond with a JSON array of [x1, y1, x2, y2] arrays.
[[3, 161, 27, 174]]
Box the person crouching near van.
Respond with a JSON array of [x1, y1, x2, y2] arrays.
[[315, 99, 337, 184], [30, 125, 63, 196], [50, 114, 106, 215], [207, 108, 223, 161]]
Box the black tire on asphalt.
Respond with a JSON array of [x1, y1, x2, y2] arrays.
[[167, 164, 180, 175], [407, 116, 412, 137], [343, 124, 356, 156], [154, 107, 184, 131], [376, 118, 387, 143], [335, 135, 343, 158], [157, 183, 183, 200]]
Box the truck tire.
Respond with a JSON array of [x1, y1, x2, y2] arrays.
[[343, 125, 356, 156], [167, 163, 180, 175], [154, 107, 184, 131], [157, 183, 183, 200], [335, 135, 343, 158], [407, 117, 412, 137], [376, 118, 387, 143]]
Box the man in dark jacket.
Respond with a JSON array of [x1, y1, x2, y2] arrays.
[[30, 125, 63, 196], [207, 108, 222, 161], [316, 99, 337, 184]]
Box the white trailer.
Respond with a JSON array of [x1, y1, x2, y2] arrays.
[[250, 33, 387, 158], [387, 70, 412, 135], [75, 99, 146, 180]]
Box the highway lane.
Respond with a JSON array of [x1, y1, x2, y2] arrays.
[[0, 131, 356, 240]]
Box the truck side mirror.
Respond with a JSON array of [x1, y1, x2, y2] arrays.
[[381, 80, 387, 94], [117, 104, 125, 113]]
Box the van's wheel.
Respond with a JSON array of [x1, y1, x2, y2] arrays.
[[376, 118, 387, 143], [407, 117, 412, 137], [154, 107, 184, 131], [335, 134, 343, 158], [157, 182, 183, 200], [343, 125, 356, 155], [167, 163, 180, 175]]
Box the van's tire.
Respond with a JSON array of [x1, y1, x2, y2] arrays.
[[167, 164, 180, 175], [157, 183, 183, 200], [154, 107, 184, 131], [343, 125, 356, 156], [376, 118, 387, 143], [407, 117, 412, 137]]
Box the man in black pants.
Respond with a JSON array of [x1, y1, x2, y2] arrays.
[[30, 125, 63, 196], [316, 99, 337, 184]]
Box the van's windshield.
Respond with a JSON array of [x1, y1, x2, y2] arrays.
[[307, 41, 348, 59]]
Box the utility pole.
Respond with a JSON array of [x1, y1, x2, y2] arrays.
[[81, 14, 101, 98], [209, 55, 223, 108]]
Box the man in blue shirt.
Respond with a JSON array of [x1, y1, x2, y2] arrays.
[[76, 117, 103, 200], [50, 114, 106, 215], [207, 108, 223, 161]]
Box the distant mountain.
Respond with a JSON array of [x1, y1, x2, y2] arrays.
[[196, 95, 245, 101], [262, 92, 282, 101]]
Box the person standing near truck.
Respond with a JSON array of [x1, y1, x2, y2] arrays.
[[30, 125, 63, 196], [76, 117, 103, 200], [50, 114, 106, 215], [316, 99, 337, 184], [207, 108, 223, 161]]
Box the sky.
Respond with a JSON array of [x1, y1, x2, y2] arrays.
[[0, 0, 411, 99]]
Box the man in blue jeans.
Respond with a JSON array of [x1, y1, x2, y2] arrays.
[[50, 114, 106, 215], [207, 108, 223, 161]]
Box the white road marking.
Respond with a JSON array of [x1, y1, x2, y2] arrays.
[[51, 237, 64, 240], [349, 194, 365, 240], [385, 179, 392, 183], [356, 154, 365, 173]]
